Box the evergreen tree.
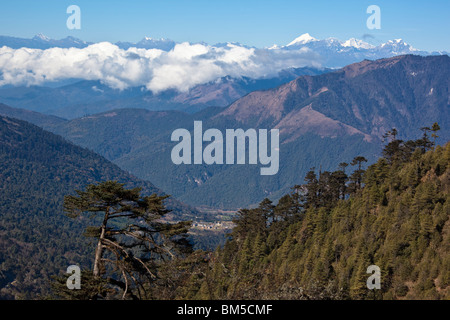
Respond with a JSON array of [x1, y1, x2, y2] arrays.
[[60, 180, 192, 299], [431, 122, 441, 147]]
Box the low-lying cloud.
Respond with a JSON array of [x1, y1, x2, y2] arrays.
[[0, 42, 322, 92]]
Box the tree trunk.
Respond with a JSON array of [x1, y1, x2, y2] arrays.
[[93, 208, 109, 277]]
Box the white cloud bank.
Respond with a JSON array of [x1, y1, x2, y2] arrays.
[[0, 42, 322, 92]]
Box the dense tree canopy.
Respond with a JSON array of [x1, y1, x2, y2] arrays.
[[181, 126, 449, 300]]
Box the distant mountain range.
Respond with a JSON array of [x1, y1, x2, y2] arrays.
[[1, 33, 446, 69], [2, 54, 448, 210], [0, 33, 91, 49], [0, 67, 331, 118], [0, 33, 447, 117], [0, 33, 177, 50], [276, 33, 446, 68]]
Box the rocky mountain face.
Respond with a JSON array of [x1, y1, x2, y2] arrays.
[[217, 54, 450, 141]]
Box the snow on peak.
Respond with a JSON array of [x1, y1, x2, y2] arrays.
[[342, 38, 374, 49], [287, 33, 317, 46], [268, 44, 279, 50], [384, 39, 404, 45], [380, 39, 418, 51], [33, 33, 51, 41], [140, 36, 170, 43]]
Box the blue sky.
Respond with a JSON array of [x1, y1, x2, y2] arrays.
[[0, 0, 449, 51]]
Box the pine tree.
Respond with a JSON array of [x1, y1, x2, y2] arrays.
[[304, 168, 319, 208], [431, 122, 440, 147], [61, 180, 192, 299]]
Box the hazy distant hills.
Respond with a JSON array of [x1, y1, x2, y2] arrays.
[[0, 33, 175, 50], [0, 33, 92, 49], [2, 55, 447, 209], [0, 34, 176, 50], [0, 67, 330, 119]]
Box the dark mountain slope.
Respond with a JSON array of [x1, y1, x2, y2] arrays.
[[0, 103, 67, 130], [0, 116, 195, 299]]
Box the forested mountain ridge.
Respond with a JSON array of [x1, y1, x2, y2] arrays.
[[186, 140, 450, 300], [0, 103, 66, 130], [0, 116, 196, 299]]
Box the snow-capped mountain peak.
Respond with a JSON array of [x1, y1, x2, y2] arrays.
[[129, 36, 176, 50], [382, 39, 404, 46], [268, 44, 279, 50], [380, 39, 418, 52], [33, 33, 51, 42], [138, 36, 172, 44], [287, 33, 317, 46], [342, 38, 374, 49]]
